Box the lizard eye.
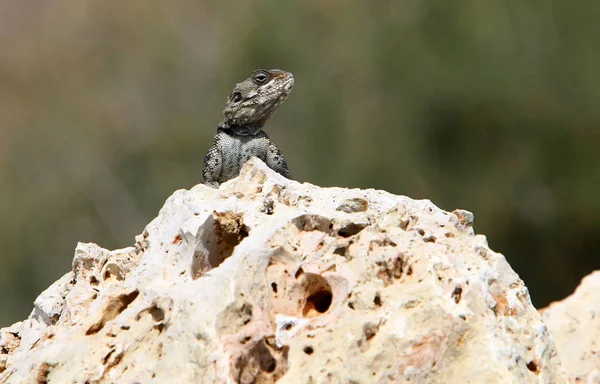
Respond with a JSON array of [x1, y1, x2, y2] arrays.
[[231, 92, 243, 103], [253, 72, 269, 85]]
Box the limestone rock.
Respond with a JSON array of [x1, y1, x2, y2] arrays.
[[541, 271, 600, 383], [0, 158, 567, 383]]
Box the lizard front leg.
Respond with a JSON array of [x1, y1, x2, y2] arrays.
[[266, 140, 291, 179], [202, 142, 222, 188]]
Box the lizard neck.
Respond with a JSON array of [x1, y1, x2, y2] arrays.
[[218, 121, 264, 136]]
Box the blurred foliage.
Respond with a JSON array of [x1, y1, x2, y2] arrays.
[[1, 0, 599, 325]]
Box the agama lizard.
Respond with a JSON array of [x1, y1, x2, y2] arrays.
[[202, 69, 294, 187]]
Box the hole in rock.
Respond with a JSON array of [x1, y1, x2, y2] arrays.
[[363, 323, 378, 340], [423, 235, 436, 243], [302, 274, 333, 317], [102, 263, 124, 282], [452, 286, 463, 304], [292, 214, 332, 233], [241, 303, 253, 325], [337, 223, 367, 238], [215, 212, 249, 247], [283, 322, 294, 331], [373, 293, 382, 307], [265, 335, 277, 349], [191, 212, 250, 279], [527, 361, 538, 373], [245, 340, 277, 373], [102, 349, 115, 364], [303, 346, 314, 355], [392, 256, 405, 278], [120, 290, 140, 307], [335, 198, 369, 213], [149, 305, 165, 322], [304, 290, 332, 316], [86, 290, 139, 335], [271, 282, 278, 293], [399, 218, 410, 231]]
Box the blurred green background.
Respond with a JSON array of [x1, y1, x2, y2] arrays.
[[1, 1, 599, 325]]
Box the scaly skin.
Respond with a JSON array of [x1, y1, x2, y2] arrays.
[[202, 69, 294, 187]]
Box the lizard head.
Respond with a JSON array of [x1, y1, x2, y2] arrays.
[[220, 69, 295, 132]]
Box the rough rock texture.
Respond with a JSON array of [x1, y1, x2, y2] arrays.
[[541, 271, 600, 383], [0, 158, 567, 383]]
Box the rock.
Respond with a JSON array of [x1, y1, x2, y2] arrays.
[[540, 271, 600, 383], [0, 158, 567, 383]]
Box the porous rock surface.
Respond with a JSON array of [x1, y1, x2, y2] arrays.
[[541, 271, 600, 383], [0, 159, 567, 383]]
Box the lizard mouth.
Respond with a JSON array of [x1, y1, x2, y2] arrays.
[[284, 75, 295, 91], [260, 74, 294, 110], [269, 71, 294, 92]]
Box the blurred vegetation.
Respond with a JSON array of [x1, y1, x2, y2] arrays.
[[1, 0, 599, 325]]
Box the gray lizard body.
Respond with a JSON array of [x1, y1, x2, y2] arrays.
[[202, 69, 294, 187]]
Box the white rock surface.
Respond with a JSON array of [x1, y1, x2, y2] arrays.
[[541, 271, 600, 383], [0, 158, 567, 383]]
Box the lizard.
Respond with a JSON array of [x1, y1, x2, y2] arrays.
[[202, 69, 294, 187]]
